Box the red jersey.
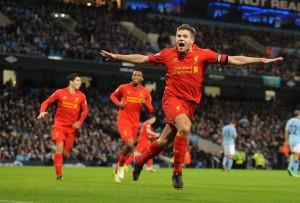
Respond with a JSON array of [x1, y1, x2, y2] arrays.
[[148, 45, 228, 104], [110, 82, 153, 127], [138, 120, 156, 143], [40, 88, 88, 127]]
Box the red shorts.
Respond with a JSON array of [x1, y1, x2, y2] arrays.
[[136, 140, 150, 153], [117, 121, 139, 143], [162, 95, 197, 125], [51, 126, 77, 153]]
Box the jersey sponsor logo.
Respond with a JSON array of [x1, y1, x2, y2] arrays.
[[126, 96, 143, 103], [173, 66, 199, 74], [61, 101, 78, 109]]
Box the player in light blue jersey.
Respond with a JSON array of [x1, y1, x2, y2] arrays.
[[222, 122, 237, 171], [285, 110, 300, 177]]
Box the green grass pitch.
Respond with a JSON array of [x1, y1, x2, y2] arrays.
[[0, 167, 299, 203]]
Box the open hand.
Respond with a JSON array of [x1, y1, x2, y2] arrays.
[[37, 112, 48, 120], [262, 57, 284, 64], [100, 50, 118, 61]]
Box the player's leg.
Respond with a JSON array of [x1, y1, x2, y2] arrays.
[[63, 132, 76, 157], [125, 153, 134, 168], [172, 113, 191, 189], [133, 124, 177, 181], [115, 125, 138, 182], [51, 127, 65, 180], [292, 144, 300, 177], [145, 159, 155, 172], [222, 150, 228, 171], [226, 145, 235, 171], [287, 153, 294, 176]]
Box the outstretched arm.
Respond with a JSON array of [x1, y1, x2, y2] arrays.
[[228, 56, 283, 66], [100, 50, 149, 64]]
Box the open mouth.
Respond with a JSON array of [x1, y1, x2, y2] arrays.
[[178, 42, 185, 47]]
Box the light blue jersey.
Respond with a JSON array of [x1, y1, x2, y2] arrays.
[[222, 124, 237, 145], [285, 118, 300, 146]]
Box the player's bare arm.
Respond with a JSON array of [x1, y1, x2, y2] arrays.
[[100, 50, 149, 64], [228, 56, 284, 66], [146, 129, 160, 138]]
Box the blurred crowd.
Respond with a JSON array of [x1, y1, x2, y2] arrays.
[[0, 85, 292, 169], [0, 0, 299, 79]]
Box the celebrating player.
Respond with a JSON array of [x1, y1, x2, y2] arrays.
[[37, 73, 88, 181], [222, 122, 237, 172], [284, 110, 300, 177], [125, 115, 160, 171], [100, 24, 283, 189], [110, 69, 154, 182]]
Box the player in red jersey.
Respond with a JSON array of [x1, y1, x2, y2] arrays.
[[100, 24, 283, 189], [125, 115, 160, 171], [37, 73, 88, 181], [110, 69, 154, 182]]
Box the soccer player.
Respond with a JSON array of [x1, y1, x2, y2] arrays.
[[284, 110, 300, 177], [125, 115, 160, 171], [110, 69, 154, 182], [37, 73, 88, 181], [100, 24, 283, 189], [222, 122, 237, 172]]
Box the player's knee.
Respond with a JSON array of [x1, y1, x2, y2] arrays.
[[177, 124, 191, 137], [158, 137, 170, 147], [55, 143, 64, 153]]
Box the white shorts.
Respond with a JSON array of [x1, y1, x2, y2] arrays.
[[290, 143, 300, 153], [223, 144, 235, 156]]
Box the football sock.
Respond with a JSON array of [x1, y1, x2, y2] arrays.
[[293, 159, 299, 174], [173, 136, 187, 175], [54, 153, 63, 177], [222, 156, 227, 167], [125, 153, 134, 166], [227, 159, 233, 171], [118, 152, 127, 167], [136, 140, 162, 166]]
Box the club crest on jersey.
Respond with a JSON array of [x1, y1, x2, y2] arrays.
[[63, 96, 67, 100], [75, 97, 79, 103]]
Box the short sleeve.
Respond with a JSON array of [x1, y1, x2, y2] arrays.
[[203, 49, 228, 65], [148, 49, 167, 64]]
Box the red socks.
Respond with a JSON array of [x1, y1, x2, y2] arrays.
[[125, 153, 134, 166], [173, 136, 187, 174], [54, 153, 63, 177], [147, 159, 153, 168], [136, 140, 162, 166], [118, 152, 127, 167]]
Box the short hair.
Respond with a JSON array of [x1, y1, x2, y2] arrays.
[[133, 68, 143, 73], [133, 68, 143, 76], [176, 24, 196, 38], [67, 73, 80, 83], [294, 110, 300, 116]]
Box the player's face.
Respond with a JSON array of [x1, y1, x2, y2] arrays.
[[176, 29, 194, 53], [132, 71, 143, 85], [150, 117, 156, 124], [71, 77, 82, 90]]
